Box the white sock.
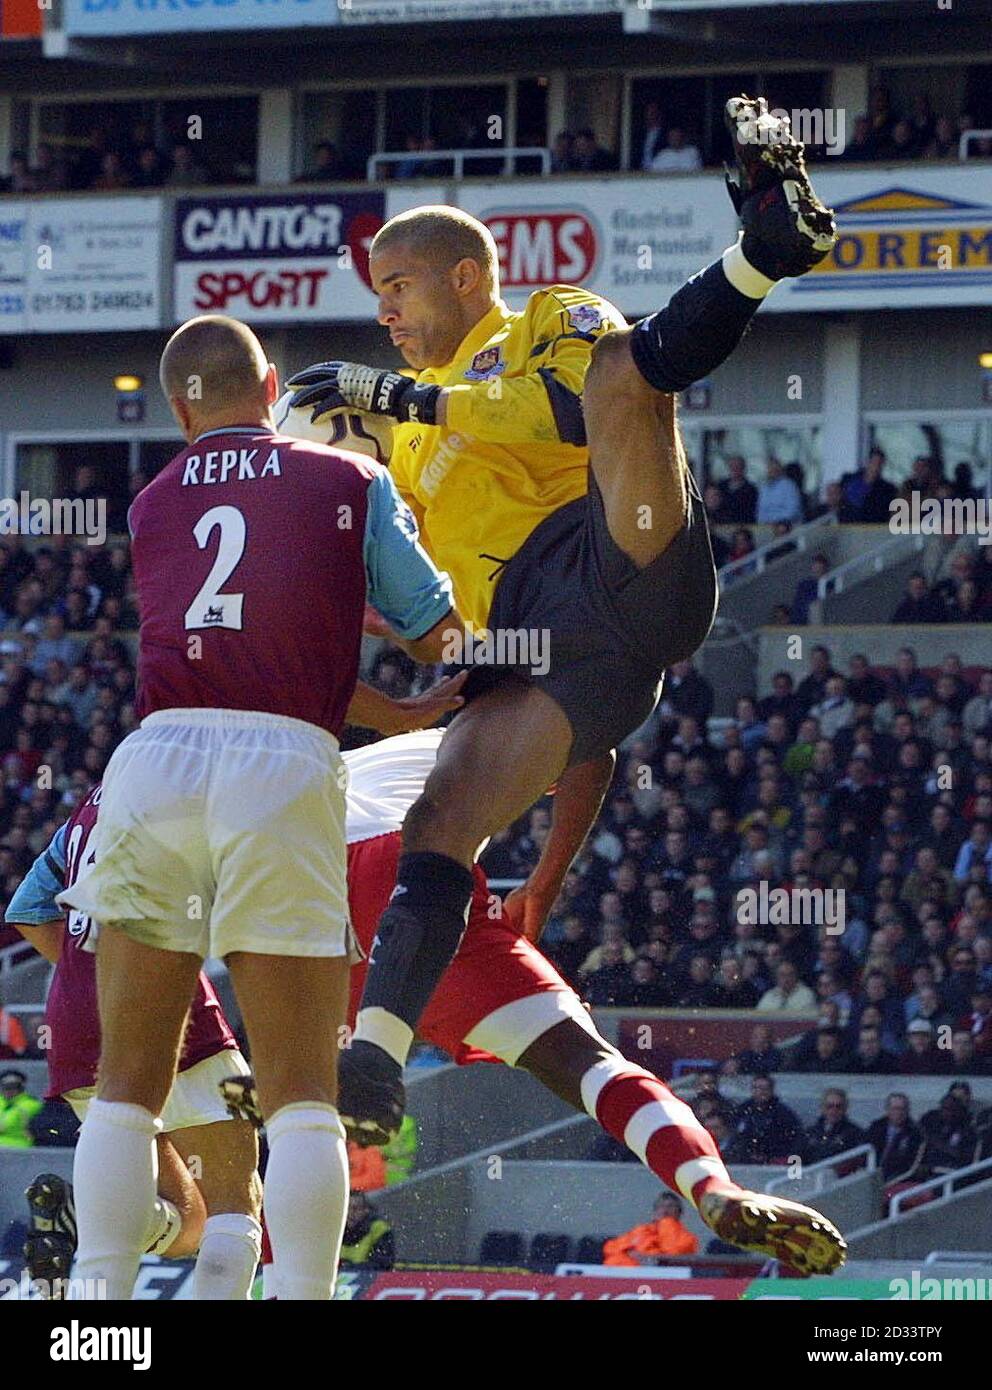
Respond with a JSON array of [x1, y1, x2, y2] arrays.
[[70, 1098, 161, 1300], [264, 1103, 348, 1301], [144, 1198, 183, 1256], [194, 1213, 263, 1300], [722, 236, 778, 299]]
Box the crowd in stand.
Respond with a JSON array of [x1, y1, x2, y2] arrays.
[[2, 495, 992, 1096], [1, 124, 226, 194], [4, 74, 988, 197], [479, 644, 992, 1084], [689, 1073, 991, 1200]]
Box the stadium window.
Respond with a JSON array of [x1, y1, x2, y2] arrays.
[[159, 96, 258, 185], [15, 441, 131, 533], [756, 71, 830, 159], [37, 99, 150, 191], [865, 419, 992, 496], [700, 424, 823, 501], [383, 84, 508, 176], [299, 89, 378, 182]]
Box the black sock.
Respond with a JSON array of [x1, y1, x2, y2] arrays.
[[629, 256, 762, 393], [359, 851, 474, 1031]]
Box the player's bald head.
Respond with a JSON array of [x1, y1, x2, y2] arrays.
[[159, 315, 269, 411], [371, 206, 498, 293]]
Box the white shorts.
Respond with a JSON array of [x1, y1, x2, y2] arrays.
[[65, 1048, 251, 1132], [58, 708, 353, 960]]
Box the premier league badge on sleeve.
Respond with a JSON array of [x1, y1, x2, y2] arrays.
[[568, 303, 604, 334], [465, 347, 506, 381]]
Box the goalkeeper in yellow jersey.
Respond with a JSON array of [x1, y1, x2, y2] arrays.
[[287, 94, 844, 1277]]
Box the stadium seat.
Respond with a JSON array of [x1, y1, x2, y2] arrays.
[[528, 1233, 572, 1269], [575, 1235, 609, 1264], [478, 1231, 525, 1266]]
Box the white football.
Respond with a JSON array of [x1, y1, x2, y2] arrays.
[[273, 390, 393, 464]]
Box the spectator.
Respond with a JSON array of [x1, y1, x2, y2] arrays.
[[92, 151, 131, 192], [757, 961, 816, 1014], [340, 1191, 395, 1269], [348, 1138, 386, 1191], [866, 1092, 924, 1181], [792, 1024, 853, 1074], [888, 647, 933, 702], [796, 645, 834, 713], [639, 101, 666, 170], [131, 146, 166, 189], [550, 130, 575, 173], [918, 1093, 979, 1176], [840, 449, 896, 523], [716, 456, 758, 524], [602, 1192, 699, 1265], [381, 1113, 418, 1185], [0, 1069, 42, 1148], [892, 573, 948, 625], [940, 1029, 992, 1077], [953, 819, 992, 883], [572, 128, 616, 172], [847, 652, 887, 707], [899, 1018, 943, 1074], [851, 1024, 902, 1074], [1, 150, 33, 193], [650, 127, 702, 173], [30, 143, 66, 192], [803, 1088, 865, 1163], [924, 115, 957, 160], [810, 675, 856, 740], [583, 940, 637, 1006], [756, 458, 803, 525], [843, 114, 875, 161], [727, 1074, 802, 1162], [661, 658, 714, 726], [790, 553, 830, 626], [166, 142, 209, 188], [301, 141, 344, 181]]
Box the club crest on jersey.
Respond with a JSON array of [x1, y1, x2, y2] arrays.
[[464, 347, 505, 381], [568, 303, 603, 333]]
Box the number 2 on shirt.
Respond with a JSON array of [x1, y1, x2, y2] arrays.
[[184, 505, 246, 631]]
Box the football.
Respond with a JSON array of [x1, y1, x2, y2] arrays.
[[273, 389, 394, 464]]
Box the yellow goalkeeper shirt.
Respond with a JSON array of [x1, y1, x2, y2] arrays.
[[389, 284, 624, 630]]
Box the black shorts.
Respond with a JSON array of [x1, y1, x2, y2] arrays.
[[458, 470, 718, 764]]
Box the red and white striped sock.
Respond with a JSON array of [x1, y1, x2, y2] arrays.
[[581, 1055, 739, 1207]]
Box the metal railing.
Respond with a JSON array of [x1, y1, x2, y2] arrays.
[[367, 147, 551, 181], [717, 511, 837, 588], [765, 1143, 876, 1196], [888, 1155, 992, 1220], [816, 529, 926, 600], [0, 938, 39, 978], [959, 129, 992, 160]]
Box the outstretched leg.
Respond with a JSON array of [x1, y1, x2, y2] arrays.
[[518, 1019, 846, 1276], [344, 683, 574, 1141], [584, 94, 836, 572]]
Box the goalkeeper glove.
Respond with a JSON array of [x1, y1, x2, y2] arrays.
[[286, 361, 442, 426]]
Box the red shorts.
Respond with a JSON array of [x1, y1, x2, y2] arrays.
[[346, 834, 593, 1065]]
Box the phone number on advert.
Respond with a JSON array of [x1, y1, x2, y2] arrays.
[[30, 291, 154, 315]]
